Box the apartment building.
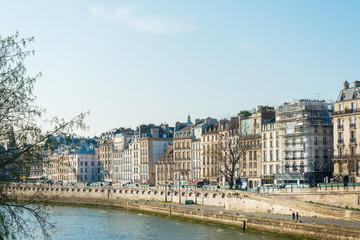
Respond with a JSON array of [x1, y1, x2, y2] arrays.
[[275, 100, 333, 184], [138, 124, 173, 185], [333, 81, 360, 183]]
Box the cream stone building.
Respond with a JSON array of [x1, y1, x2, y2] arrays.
[[138, 124, 173, 185], [261, 118, 281, 185], [156, 144, 174, 185], [45, 152, 69, 183], [239, 107, 274, 189], [173, 125, 193, 185], [201, 122, 220, 185], [333, 81, 360, 183]]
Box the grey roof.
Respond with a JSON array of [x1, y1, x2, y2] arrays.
[[337, 87, 360, 102], [75, 147, 95, 155], [175, 125, 193, 132]]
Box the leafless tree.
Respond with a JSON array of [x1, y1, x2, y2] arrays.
[[0, 32, 87, 239], [215, 128, 249, 189]]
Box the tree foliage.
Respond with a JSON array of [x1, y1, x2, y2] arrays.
[[0, 32, 87, 239]]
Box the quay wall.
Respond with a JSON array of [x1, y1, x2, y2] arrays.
[[8, 184, 360, 221], [12, 191, 360, 240], [261, 186, 360, 209]]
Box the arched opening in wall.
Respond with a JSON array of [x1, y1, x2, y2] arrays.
[[160, 191, 164, 195], [66, 189, 69, 192], [55, 188, 59, 191], [174, 192, 178, 196], [89, 189, 92, 192], [101, 189, 104, 193], [125, 190, 128, 194], [154, 191, 158, 195], [189, 192, 193, 197], [213, 193, 217, 198], [204, 193, 209, 198], [95, 189, 98, 192], [142, 191, 145, 194], [71, 189, 75, 192], [196, 193, 201, 197], [119, 190, 122, 193], [136, 190, 139, 194], [28, 188, 31, 191], [182, 192, 185, 196], [77, 189, 81, 192], [46, 188, 49, 191], [167, 191, 171, 196], [131, 190, 134, 194], [51, 188, 54, 191], [32, 187, 35, 191], [222, 193, 225, 198], [148, 191, 151, 195], [113, 190, 117, 193], [61, 188, 64, 192]]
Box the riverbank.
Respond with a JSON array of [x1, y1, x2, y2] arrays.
[[34, 196, 360, 240]]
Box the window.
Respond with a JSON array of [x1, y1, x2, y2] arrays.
[[314, 137, 318, 145], [270, 165, 273, 174], [263, 166, 267, 175], [270, 141, 273, 148], [323, 137, 327, 145], [276, 150, 279, 161], [351, 102, 356, 110], [270, 150, 273, 161], [263, 151, 267, 161], [339, 104, 344, 111]]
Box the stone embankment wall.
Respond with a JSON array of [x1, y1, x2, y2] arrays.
[[261, 186, 360, 209], [8, 184, 360, 221], [13, 191, 360, 240]]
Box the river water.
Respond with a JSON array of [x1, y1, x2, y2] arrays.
[[32, 205, 296, 240]]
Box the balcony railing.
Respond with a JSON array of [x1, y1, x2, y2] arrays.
[[350, 138, 357, 143], [337, 124, 343, 130], [338, 139, 344, 144], [350, 123, 356, 129], [333, 108, 359, 115]]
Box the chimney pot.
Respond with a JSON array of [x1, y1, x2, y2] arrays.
[[354, 81, 360, 88], [344, 81, 350, 89]]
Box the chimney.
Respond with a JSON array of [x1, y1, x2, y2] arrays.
[[354, 81, 360, 88], [344, 81, 349, 89]]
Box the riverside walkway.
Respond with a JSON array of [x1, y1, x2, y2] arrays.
[[155, 201, 360, 229]]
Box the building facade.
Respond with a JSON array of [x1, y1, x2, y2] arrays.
[[333, 81, 360, 183]]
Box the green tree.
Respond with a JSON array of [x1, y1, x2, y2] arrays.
[[0, 32, 87, 239]]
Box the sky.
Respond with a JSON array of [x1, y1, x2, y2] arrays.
[[1, 0, 360, 136]]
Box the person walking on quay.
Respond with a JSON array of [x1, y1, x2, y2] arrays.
[[292, 212, 295, 220], [296, 212, 299, 221]]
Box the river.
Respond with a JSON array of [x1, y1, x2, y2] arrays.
[[31, 205, 296, 240]]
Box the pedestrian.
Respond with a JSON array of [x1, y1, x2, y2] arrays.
[[292, 212, 295, 220], [296, 212, 299, 221]]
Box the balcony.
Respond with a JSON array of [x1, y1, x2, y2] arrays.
[[350, 138, 357, 143], [337, 125, 343, 130], [338, 139, 344, 144], [350, 123, 356, 129]]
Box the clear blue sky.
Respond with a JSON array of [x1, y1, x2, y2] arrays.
[[1, 0, 359, 136]]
